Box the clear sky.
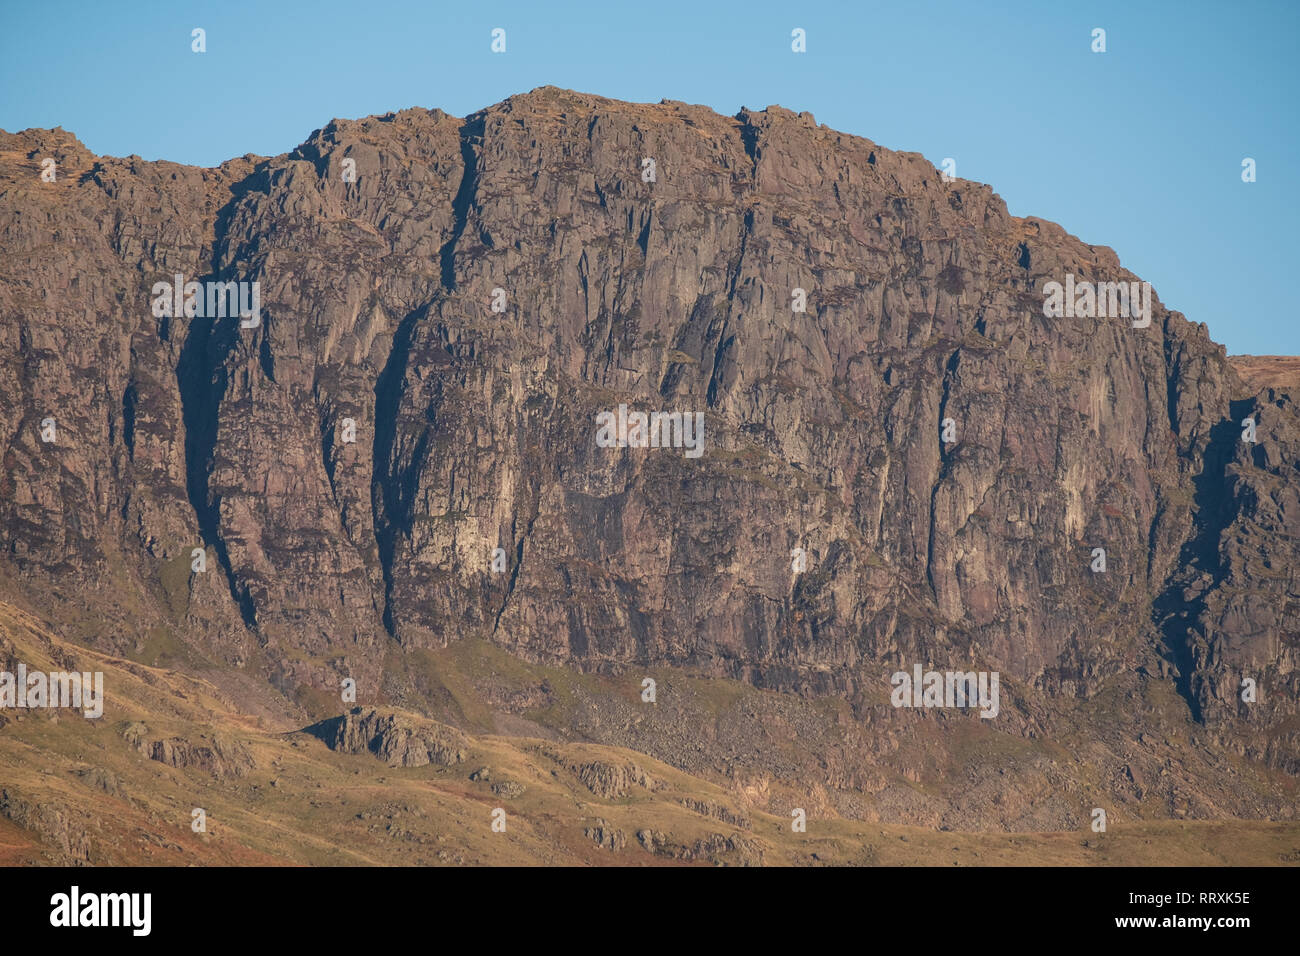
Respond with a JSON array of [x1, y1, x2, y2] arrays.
[[2, 0, 1296, 355]]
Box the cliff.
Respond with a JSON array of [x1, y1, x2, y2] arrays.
[[1, 89, 1297, 834]]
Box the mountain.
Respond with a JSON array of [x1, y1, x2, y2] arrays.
[[1, 88, 1297, 862]]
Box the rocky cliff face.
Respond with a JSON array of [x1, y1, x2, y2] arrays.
[[1, 87, 1296, 791]]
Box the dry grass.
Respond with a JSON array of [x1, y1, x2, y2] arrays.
[[1, 601, 1297, 866]]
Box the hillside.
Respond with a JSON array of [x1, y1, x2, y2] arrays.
[[3, 601, 1296, 865]]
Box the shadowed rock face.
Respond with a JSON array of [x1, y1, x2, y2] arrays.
[[1, 87, 1297, 776]]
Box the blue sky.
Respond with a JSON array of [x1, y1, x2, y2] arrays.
[[2, 0, 1296, 354]]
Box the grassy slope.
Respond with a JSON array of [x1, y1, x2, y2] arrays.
[[1, 601, 1297, 866]]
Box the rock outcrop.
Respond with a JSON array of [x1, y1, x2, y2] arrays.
[[119, 722, 254, 778], [306, 708, 468, 767]]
